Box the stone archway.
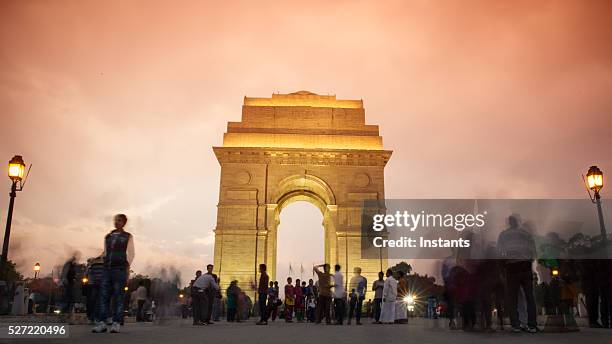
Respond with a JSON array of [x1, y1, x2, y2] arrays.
[[212, 91, 392, 298]]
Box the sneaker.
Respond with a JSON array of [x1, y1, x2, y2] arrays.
[[256, 321, 268, 325], [110, 322, 121, 333], [511, 327, 521, 333], [92, 322, 107, 333], [528, 327, 538, 333]]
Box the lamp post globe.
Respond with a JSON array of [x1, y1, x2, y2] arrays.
[[8, 155, 26, 182], [587, 165, 604, 193], [34, 262, 41, 279]]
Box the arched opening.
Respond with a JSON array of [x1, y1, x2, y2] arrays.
[[275, 201, 324, 297]]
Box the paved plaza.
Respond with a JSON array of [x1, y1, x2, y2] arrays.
[[2, 318, 611, 344]]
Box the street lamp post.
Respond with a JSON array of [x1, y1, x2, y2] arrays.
[[585, 165, 606, 243], [0, 155, 28, 279], [34, 262, 41, 279]]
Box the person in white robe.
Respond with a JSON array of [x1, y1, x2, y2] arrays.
[[11, 282, 27, 315], [379, 269, 397, 324]]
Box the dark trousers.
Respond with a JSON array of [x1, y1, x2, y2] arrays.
[[203, 289, 214, 322], [227, 307, 237, 322], [86, 285, 101, 321], [334, 298, 346, 324], [348, 297, 364, 323], [258, 292, 268, 321], [98, 267, 128, 324], [506, 269, 537, 328], [136, 300, 145, 322], [316, 295, 332, 323], [373, 298, 382, 322], [192, 291, 205, 324]]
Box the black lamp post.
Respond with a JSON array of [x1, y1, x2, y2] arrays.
[[585, 165, 606, 244], [0, 155, 28, 279]]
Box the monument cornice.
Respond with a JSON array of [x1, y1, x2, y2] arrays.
[[213, 146, 392, 167]]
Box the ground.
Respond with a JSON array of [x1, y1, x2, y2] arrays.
[[2, 318, 611, 344]]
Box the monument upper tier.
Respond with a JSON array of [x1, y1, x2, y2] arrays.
[[222, 91, 385, 150]]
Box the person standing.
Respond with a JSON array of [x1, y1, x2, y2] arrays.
[[256, 264, 270, 325], [313, 263, 333, 324], [190, 271, 203, 325], [371, 271, 384, 324], [333, 264, 346, 325], [348, 267, 367, 325], [395, 270, 408, 324], [203, 264, 218, 324], [134, 281, 147, 322], [306, 279, 317, 322], [497, 214, 538, 333], [193, 267, 219, 325], [226, 280, 239, 322], [268, 281, 279, 321], [294, 278, 304, 322], [84, 255, 104, 324], [93, 214, 135, 333], [284, 277, 295, 322], [379, 269, 397, 324]]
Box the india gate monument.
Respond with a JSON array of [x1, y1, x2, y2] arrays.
[[212, 91, 392, 297]]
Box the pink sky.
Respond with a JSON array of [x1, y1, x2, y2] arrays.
[[1, 0, 611, 284]]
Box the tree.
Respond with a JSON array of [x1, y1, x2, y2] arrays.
[[390, 261, 412, 275], [0, 259, 23, 282]]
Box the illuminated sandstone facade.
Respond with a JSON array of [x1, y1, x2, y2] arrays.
[[212, 91, 391, 298]]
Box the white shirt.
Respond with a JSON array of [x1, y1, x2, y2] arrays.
[[333, 271, 345, 298], [193, 274, 219, 290], [382, 276, 397, 302]]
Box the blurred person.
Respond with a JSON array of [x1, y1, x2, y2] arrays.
[[442, 248, 458, 329], [380, 269, 397, 324], [348, 267, 367, 325], [497, 214, 538, 333], [333, 264, 346, 325], [395, 270, 408, 324], [267, 281, 279, 321], [60, 255, 77, 315], [226, 280, 240, 322], [372, 271, 384, 324], [134, 280, 147, 322], [84, 255, 105, 324]]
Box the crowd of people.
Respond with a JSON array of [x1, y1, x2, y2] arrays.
[[67, 212, 611, 334]]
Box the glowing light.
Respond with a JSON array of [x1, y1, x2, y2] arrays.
[[179, 293, 184, 298], [82, 277, 89, 284], [586, 166, 604, 192], [124, 286, 129, 292], [8, 155, 26, 182], [551, 269, 559, 276], [34, 263, 40, 272]]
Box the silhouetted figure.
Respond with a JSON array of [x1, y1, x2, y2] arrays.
[[313, 263, 333, 324], [497, 214, 537, 333], [255, 263, 269, 325]]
